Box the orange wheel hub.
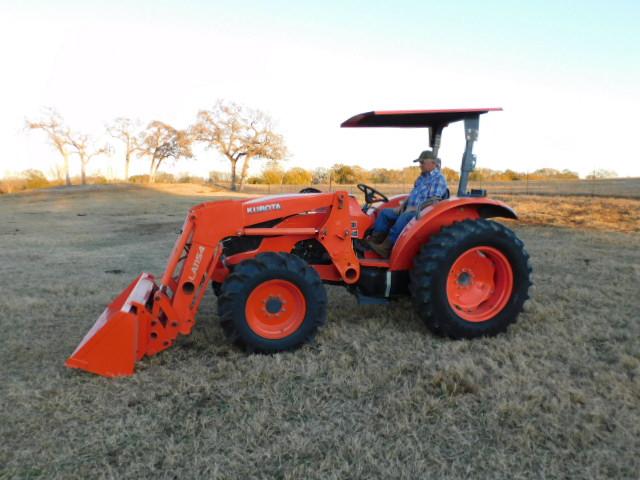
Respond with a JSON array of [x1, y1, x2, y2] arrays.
[[245, 279, 307, 339], [446, 246, 514, 322]]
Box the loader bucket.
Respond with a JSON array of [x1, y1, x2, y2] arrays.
[[65, 273, 156, 377]]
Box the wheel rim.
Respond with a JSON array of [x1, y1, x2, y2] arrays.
[[446, 246, 514, 322], [245, 279, 307, 339]]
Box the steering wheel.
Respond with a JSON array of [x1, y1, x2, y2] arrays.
[[357, 183, 389, 210]]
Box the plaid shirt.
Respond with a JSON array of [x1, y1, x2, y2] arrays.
[[406, 168, 448, 208]]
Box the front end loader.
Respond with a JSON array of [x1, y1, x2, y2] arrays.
[[66, 108, 532, 377]]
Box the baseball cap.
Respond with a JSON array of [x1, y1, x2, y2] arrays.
[[413, 150, 436, 163]]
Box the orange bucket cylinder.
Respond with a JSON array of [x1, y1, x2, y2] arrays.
[[65, 273, 156, 377]]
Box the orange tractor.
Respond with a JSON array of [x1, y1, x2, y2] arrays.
[[66, 108, 532, 377]]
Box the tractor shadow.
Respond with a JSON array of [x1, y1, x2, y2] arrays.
[[325, 285, 428, 335]]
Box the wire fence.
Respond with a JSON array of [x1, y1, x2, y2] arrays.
[[468, 177, 640, 198], [213, 177, 640, 199]]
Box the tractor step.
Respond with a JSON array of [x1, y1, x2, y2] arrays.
[[355, 293, 389, 305]]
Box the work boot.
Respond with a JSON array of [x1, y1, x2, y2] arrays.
[[367, 237, 393, 258], [367, 230, 387, 243]]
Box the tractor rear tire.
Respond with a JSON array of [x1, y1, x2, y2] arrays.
[[410, 219, 531, 339], [217, 252, 327, 353]]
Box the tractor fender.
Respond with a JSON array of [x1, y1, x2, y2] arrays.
[[389, 197, 517, 271]]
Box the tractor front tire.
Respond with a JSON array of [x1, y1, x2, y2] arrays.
[[217, 252, 327, 353], [410, 219, 531, 339]]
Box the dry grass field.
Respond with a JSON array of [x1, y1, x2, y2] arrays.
[[1, 184, 639, 479]]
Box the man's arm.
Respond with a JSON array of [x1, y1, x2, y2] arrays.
[[414, 173, 449, 212], [393, 199, 410, 214], [410, 174, 445, 207], [432, 173, 448, 199], [391, 178, 420, 213]]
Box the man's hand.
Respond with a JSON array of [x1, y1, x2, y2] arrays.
[[417, 197, 441, 212], [393, 200, 408, 214]]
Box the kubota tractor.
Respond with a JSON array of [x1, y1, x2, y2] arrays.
[[67, 108, 532, 377]]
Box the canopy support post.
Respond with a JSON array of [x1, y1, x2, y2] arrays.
[[429, 124, 444, 158], [457, 116, 479, 197]]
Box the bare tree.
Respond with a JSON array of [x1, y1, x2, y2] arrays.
[[191, 100, 287, 191], [138, 121, 192, 183], [261, 159, 285, 185], [67, 133, 111, 185], [586, 169, 618, 180], [48, 163, 66, 183], [311, 167, 331, 185], [107, 117, 141, 181], [25, 108, 73, 186]]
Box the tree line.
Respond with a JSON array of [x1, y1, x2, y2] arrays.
[[24, 101, 613, 193], [239, 163, 585, 186], [26, 100, 285, 191]]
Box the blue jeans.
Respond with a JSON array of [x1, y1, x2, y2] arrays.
[[372, 209, 416, 243]]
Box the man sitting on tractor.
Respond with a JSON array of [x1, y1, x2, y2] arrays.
[[367, 150, 448, 257]]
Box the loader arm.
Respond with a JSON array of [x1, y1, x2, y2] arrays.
[[66, 191, 362, 377]]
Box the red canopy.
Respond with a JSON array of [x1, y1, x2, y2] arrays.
[[341, 108, 502, 128]]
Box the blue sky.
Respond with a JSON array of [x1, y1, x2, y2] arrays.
[[1, 0, 639, 178]]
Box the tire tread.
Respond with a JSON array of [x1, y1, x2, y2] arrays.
[[217, 252, 327, 353], [410, 219, 532, 338]]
